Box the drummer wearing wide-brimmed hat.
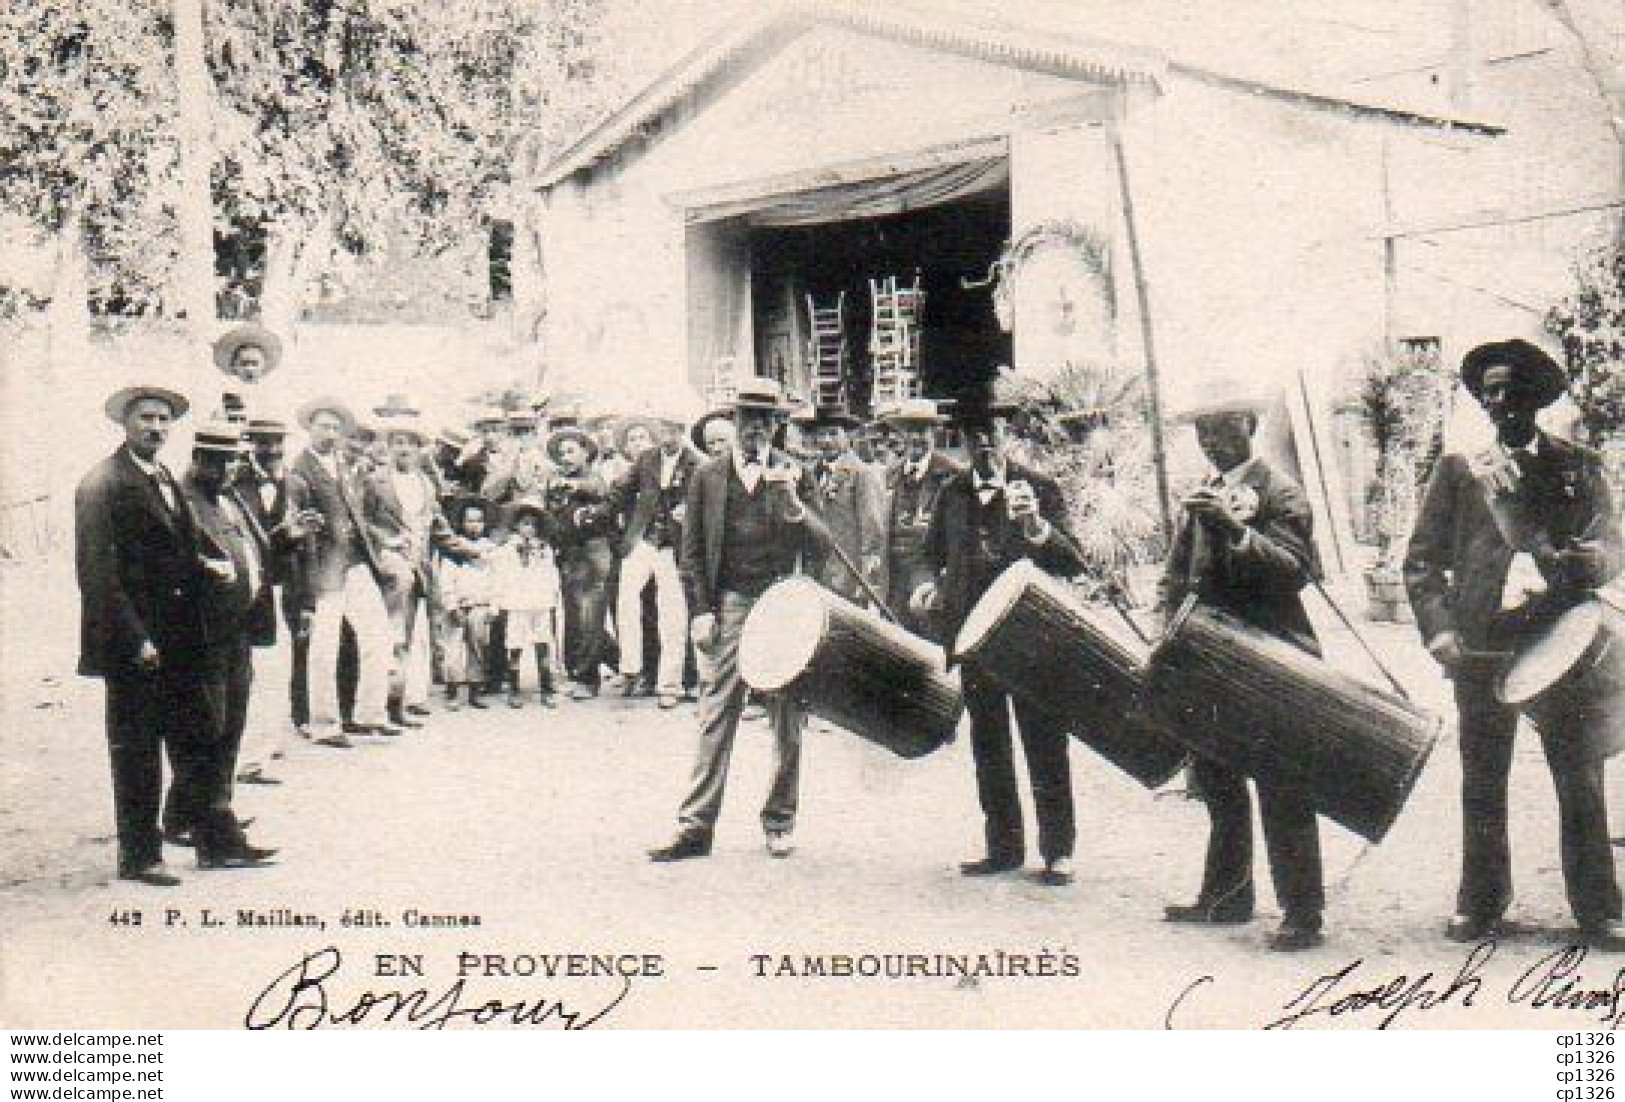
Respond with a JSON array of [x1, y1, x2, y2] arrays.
[[879, 397, 960, 638], [1404, 338, 1625, 951], [649, 377, 836, 864], [1157, 376, 1328, 952]]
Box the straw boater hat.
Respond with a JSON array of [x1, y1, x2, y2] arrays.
[[436, 425, 471, 451], [471, 404, 508, 429], [1460, 338, 1567, 408], [947, 373, 1021, 428], [879, 397, 949, 427], [211, 323, 283, 375], [1168, 378, 1274, 425], [373, 393, 430, 442], [506, 408, 540, 431], [731, 377, 796, 414], [295, 395, 357, 433], [546, 425, 599, 466], [689, 408, 735, 452], [191, 419, 247, 456], [245, 416, 289, 439]]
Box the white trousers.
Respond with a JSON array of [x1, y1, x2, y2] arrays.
[[616, 541, 688, 692], [308, 564, 392, 727], [402, 595, 432, 708]]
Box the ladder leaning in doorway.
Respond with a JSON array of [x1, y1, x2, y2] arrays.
[[870, 274, 924, 406], [804, 290, 849, 408]]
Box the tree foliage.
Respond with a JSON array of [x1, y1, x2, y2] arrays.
[[1546, 240, 1625, 441]]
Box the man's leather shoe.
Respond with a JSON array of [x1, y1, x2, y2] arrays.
[[1581, 919, 1625, 953], [1034, 857, 1074, 886], [388, 708, 425, 729], [315, 732, 353, 748], [959, 856, 1023, 876], [1268, 921, 1325, 953], [236, 767, 282, 786], [1164, 901, 1253, 925], [162, 828, 194, 848], [1445, 913, 1501, 943], [765, 832, 795, 859], [198, 845, 278, 870], [648, 835, 712, 862], [406, 703, 432, 717], [118, 862, 182, 887], [570, 683, 599, 701], [657, 692, 682, 710]]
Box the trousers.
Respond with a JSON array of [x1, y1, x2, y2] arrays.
[[307, 563, 391, 728], [962, 663, 1075, 863], [616, 541, 688, 692]]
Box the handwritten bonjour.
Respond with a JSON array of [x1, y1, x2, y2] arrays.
[[245, 947, 631, 1030]]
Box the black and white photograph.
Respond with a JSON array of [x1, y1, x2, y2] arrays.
[[2, 0, 1624, 1045]]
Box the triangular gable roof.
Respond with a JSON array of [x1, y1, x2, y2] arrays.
[[537, 0, 1501, 190]]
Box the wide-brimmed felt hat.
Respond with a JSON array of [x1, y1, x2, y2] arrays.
[[296, 396, 356, 433], [471, 404, 509, 428], [373, 393, 421, 418], [192, 419, 247, 456], [948, 375, 1021, 429], [1168, 378, 1275, 425], [1461, 338, 1567, 408], [376, 410, 430, 443], [212, 323, 283, 375], [730, 377, 795, 414], [436, 426, 471, 450], [546, 425, 599, 466], [878, 397, 949, 427], [792, 404, 862, 430], [690, 408, 736, 452], [104, 383, 191, 424], [503, 496, 549, 528]]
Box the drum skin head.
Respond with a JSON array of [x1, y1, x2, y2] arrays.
[[954, 560, 1040, 658], [739, 577, 830, 691], [1499, 601, 1602, 705]]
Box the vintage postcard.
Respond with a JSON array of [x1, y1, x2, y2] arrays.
[[2, 0, 1623, 1034]]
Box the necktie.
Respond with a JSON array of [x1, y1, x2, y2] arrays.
[[152, 468, 178, 513]]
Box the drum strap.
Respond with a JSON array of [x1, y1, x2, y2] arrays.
[[1309, 576, 1413, 702]]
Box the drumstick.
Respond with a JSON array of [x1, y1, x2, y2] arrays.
[[1106, 590, 1151, 647], [818, 530, 902, 626], [1308, 576, 1413, 702]]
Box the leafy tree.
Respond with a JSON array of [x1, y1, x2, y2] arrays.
[[1546, 240, 1625, 441]]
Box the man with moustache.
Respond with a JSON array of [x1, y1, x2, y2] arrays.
[[286, 397, 398, 744], [912, 377, 1085, 886], [1405, 339, 1624, 951], [1157, 382, 1327, 952], [797, 405, 889, 608], [614, 417, 699, 709], [76, 384, 212, 885], [649, 379, 832, 862], [880, 398, 959, 640], [171, 421, 279, 868]]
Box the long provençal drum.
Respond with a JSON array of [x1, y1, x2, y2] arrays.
[[952, 561, 1188, 789], [739, 577, 962, 759], [1149, 598, 1441, 844], [1498, 592, 1625, 761]]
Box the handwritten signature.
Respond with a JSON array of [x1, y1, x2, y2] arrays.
[[245, 946, 632, 1030], [1165, 942, 1625, 1030]]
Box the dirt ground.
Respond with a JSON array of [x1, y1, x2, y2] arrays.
[[2, 554, 1622, 1030]]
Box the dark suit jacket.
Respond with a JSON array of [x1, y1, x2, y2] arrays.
[[75, 447, 212, 679], [184, 474, 276, 655], [621, 446, 700, 554], [924, 460, 1086, 642], [285, 447, 383, 609], [886, 450, 960, 554], [1404, 433, 1622, 651], [1157, 457, 1321, 654], [807, 451, 889, 601], [679, 449, 830, 616]]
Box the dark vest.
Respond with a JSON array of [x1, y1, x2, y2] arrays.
[[717, 467, 779, 598]]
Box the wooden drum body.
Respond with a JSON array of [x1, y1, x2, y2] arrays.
[[739, 577, 962, 759], [1149, 598, 1441, 843], [952, 561, 1188, 789], [1498, 594, 1625, 761]]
